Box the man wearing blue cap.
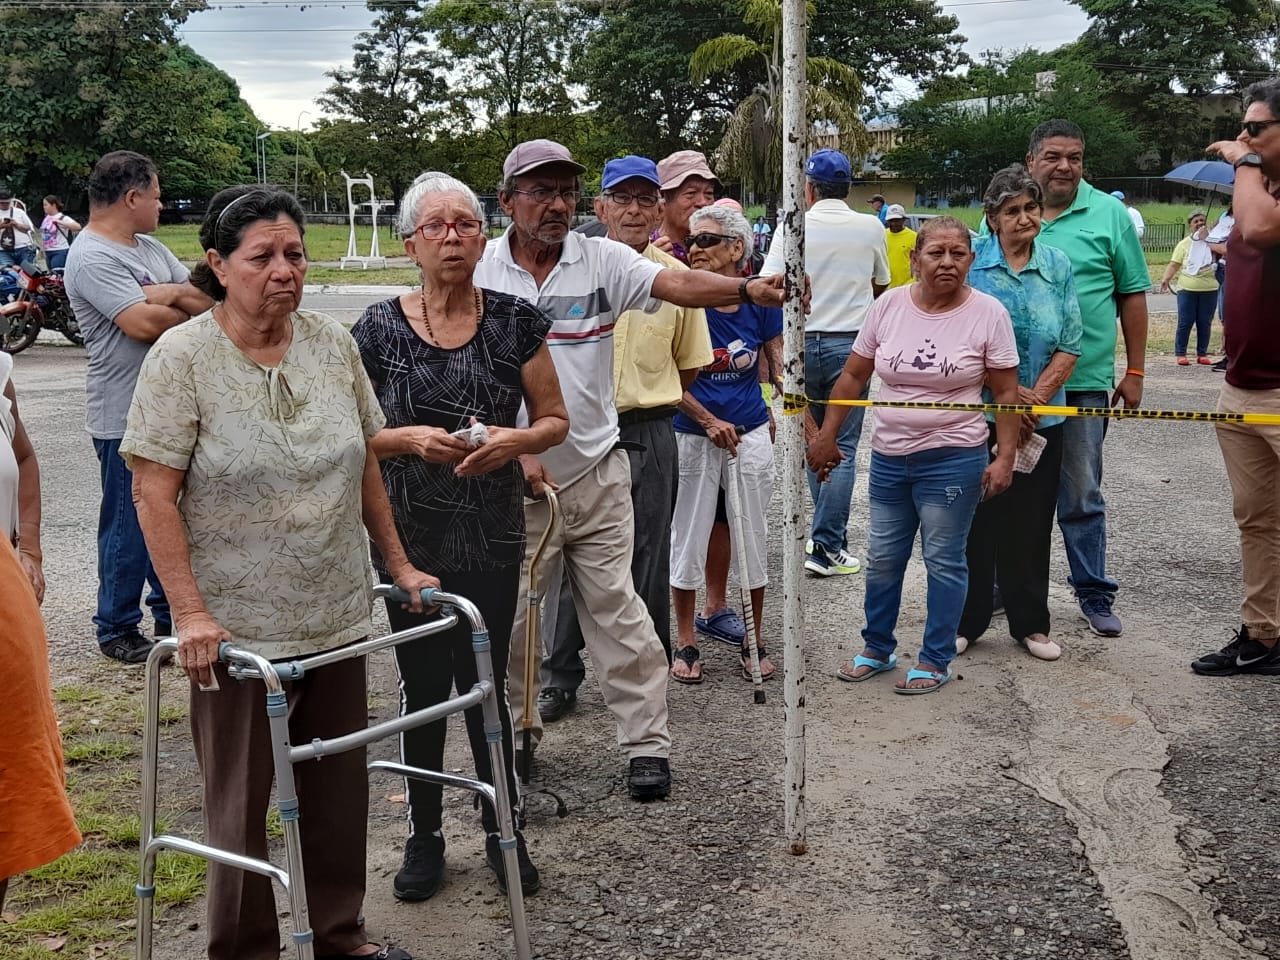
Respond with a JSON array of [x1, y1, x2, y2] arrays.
[[538, 156, 712, 721], [1110, 189, 1146, 238], [765, 147, 889, 577]]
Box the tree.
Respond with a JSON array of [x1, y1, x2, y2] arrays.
[[319, 0, 449, 201], [425, 0, 582, 161], [690, 0, 868, 198], [0, 0, 260, 205], [1068, 0, 1276, 167]]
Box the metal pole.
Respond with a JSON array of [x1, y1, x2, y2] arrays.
[[780, 0, 808, 856], [294, 110, 310, 198]]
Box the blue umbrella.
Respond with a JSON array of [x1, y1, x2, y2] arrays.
[[1164, 160, 1235, 196]]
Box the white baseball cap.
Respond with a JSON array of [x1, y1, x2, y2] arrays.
[[885, 204, 907, 220]]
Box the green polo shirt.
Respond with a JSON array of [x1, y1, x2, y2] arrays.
[[1038, 180, 1149, 391]]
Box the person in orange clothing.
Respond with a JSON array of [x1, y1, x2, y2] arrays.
[[0, 536, 80, 910]]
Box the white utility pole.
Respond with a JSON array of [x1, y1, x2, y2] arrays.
[[780, 0, 808, 855]]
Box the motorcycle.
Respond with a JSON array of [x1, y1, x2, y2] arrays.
[[1, 262, 83, 354]]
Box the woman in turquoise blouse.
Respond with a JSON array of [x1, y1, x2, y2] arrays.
[[957, 164, 1083, 662]]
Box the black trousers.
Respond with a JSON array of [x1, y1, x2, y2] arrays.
[[958, 424, 1065, 642], [541, 415, 678, 692], [384, 566, 519, 836]]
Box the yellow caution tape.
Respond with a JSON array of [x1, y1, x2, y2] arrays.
[[781, 393, 1280, 427]]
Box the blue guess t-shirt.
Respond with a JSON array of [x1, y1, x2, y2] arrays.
[[674, 302, 783, 436]]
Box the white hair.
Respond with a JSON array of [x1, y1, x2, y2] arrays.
[[689, 204, 754, 272], [397, 172, 484, 238]]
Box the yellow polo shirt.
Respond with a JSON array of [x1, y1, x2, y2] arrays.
[[612, 245, 713, 413], [885, 226, 916, 287]]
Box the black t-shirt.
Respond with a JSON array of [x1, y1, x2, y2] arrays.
[[352, 290, 552, 573], [1224, 184, 1280, 390]]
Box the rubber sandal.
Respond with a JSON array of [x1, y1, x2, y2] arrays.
[[1177, 356, 1190, 366], [836, 653, 898, 682], [695, 607, 745, 646], [740, 643, 776, 681], [670, 644, 704, 684], [893, 667, 953, 695]]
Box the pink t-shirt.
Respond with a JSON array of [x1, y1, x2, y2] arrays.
[[853, 285, 1018, 456]]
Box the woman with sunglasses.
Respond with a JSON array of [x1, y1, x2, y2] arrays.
[[807, 217, 1021, 695], [669, 204, 782, 683], [351, 172, 567, 903]]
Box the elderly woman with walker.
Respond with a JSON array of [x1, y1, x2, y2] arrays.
[[352, 172, 568, 903], [809, 216, 1021, 694], [124, 185, 437, 960]]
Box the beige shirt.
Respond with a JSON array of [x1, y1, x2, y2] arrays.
[[120, 309, 385, 660], [612, 245, 712, 413]]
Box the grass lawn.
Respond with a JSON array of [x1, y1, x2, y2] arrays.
[[154, 223, 405, 263]]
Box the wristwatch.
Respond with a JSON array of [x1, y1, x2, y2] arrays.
[[1234, 153, 1263, 169]]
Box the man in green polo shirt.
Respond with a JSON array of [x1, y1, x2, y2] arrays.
[[1025, 119, 1150, 637]]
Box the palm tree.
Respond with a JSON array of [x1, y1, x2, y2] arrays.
[[690, 0, 868, 199]]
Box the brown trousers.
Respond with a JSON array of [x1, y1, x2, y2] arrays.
[[189, 657, 369, 960], [1216, 382, 1280, 640]]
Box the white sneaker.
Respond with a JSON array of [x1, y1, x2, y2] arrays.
[[1021, 634, 1061, 661], [831, 549, 862, 574], [954, 635, 969, 655], [805, 539, 814, 555]]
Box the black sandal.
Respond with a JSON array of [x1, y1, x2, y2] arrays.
[[740, 642, 777, 681], [670, 644, 704, 684]]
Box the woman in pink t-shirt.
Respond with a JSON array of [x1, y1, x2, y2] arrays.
[[808, 217, 1020, 694]]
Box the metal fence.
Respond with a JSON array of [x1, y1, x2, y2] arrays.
[[1141, 221, 1185, 254]]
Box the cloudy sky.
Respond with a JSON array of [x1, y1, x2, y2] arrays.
[[178, 0, 1091, 130]]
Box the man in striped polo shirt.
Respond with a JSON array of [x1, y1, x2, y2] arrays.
[[765, 148, 889, 577], [474, 140, 786, 800]]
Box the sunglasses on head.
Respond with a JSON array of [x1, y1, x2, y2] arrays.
[[1243, 119, 1280, 138], [684, 232, 736, 250]]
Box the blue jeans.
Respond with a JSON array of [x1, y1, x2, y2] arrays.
[[861, 445, 987, 671], [1175, 289, 1216, 357], [93, 437, 168, 644], [0, 247, 36, 269], [1056, 390, 1118, 606], [805, 334, 868, 553], [46, 249, 68, 271]]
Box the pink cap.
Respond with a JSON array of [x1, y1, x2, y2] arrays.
[[657, 150, 719, 191], [713, 197, 743, 212], [502, 139, 585, 179]]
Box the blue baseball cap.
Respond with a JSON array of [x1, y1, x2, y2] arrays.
[[805, 149, 852, 184], [1110, 190, 1126, 200], [601, 155, 660, 191]]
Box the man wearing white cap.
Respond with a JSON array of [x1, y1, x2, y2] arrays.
[[882, 203, 916, 288], [476, 139, 786, 800], [765, 148, 889, 577], [652, 150, 719, 263]]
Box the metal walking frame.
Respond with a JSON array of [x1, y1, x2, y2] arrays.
[[135, 585, 532, 960]]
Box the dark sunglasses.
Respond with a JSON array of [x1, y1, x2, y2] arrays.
[[1242, 119, 1280, 138], [684, 232, 736, 250]]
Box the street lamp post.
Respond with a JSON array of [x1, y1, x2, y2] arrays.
[[256, 131, 272, 185], [294, 110, 311, 200]]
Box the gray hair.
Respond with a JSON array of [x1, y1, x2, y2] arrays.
[[397, 172, 484, 238], [1245, 77, 1280, 122], [982, 164, 1043, 221], [1187, 208, 1206, 223], [689, 204, 753, 272]]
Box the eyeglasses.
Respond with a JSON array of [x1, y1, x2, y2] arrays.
[[1242, 119, 1280, 138], [511, 187, 583, 206], [603, 191, 659, 208], [416, 219, 484, 240], [684, 232, 736, 250]]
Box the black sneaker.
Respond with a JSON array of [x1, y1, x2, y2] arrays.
[[392, 833, 445, 902], [154, 620, 173, 639], [484, 830, 540, 895], [537, 687, 576, 723], [1212, 357, 1229, 372], [627, 756, 671, 801], [100, 630, 156, 664], [1191, 626, 1280, 676]]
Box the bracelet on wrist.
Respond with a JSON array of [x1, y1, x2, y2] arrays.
[[1125, 368, 1145, 378], [739, 274, 761, 305]]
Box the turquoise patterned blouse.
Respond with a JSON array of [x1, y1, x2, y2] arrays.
[[970, 235, 1084, 428]]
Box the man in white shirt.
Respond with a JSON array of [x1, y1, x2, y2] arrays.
[[764, 149, 889, 576], [1110, 190, 1146, 239], [0, 190, 36, 268]]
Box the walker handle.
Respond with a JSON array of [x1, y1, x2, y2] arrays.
[[386, 586, 441, 607]]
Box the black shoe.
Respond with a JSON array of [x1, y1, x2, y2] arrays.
[[317, 947, 412, 960], [154, 620, 173, 639], [1191, 626, 1280, 676], [392, 833, 445, 902], [537, 687, 576, 723], [100, 630, 156, 664], [627, 756, 671, 801], [484, 829, 540, 895], [1212, 357, 1229, 372]]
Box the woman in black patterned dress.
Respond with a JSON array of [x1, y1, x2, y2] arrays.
[[352, 172, 567, 904]]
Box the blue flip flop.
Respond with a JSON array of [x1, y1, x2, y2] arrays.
[[695, 608, 745, 646], [836, 653, 898, 682], [893, 667, 953, 696]]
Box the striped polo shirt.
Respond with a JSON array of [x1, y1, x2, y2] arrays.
[[474, 228, 663, 487]]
